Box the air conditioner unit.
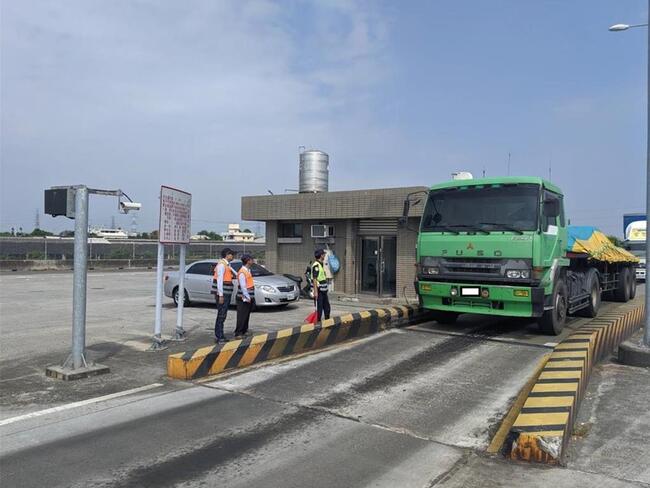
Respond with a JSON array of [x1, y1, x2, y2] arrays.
[[311, 225, 328, 238]]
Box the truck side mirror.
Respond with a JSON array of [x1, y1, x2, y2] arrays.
[[543, 199, 560, 218]]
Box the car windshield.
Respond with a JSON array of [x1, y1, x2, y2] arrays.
[[421, 183, 540, 232], [250, 263, 273, 277], [229, 261, 273, 277]]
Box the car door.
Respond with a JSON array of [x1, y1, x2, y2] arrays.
[[184, 262, 216, 302]]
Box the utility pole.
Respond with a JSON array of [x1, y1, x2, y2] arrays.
[[507, 152, 511, 176], [35, 209, 40, 230]]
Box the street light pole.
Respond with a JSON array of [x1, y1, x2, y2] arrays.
[[610, 6, 650, 347], [646, 4, 650, 347]]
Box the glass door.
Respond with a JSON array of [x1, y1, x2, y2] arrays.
[[361, 238, 379, 294], [380, 236, 397, 297]]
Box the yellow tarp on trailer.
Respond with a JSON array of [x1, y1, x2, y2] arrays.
[[567, 226, 638, 263]]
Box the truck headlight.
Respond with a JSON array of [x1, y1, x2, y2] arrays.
[[422, 266, 439, 275], [506, 269, 530, 279]]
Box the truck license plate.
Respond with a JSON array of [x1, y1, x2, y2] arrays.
[[461, 287, 480, 297]]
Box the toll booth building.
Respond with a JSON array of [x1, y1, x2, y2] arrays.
[[242, 187, 426, 299]]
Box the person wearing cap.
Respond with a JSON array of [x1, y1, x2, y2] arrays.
[[312, 249, 330, 323], [212, 248, 236, 343], [235, 254, 255, 338]]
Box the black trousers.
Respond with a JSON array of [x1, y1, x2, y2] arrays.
[[235, 298, 253, 336], [214, 293, 231, 340], [316, 290, 331, 322]]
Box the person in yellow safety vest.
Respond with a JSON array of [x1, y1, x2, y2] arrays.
[[312, 249, 330, 324], [212, 247, 236, 344], [235, 254, 255, 338]]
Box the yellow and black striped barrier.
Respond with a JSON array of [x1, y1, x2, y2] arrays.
[[506, 298, 645, 465], [168, 305, 431, 380]]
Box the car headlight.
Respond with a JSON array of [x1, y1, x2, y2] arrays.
[[506, 269, 530, 279], [259, 285, 276, 293]]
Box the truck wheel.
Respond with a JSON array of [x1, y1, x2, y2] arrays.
[[432, 311, 459, 324], [577, 270, 600, 318], [539, 279, 568, 335], [628, 267, 637, 300], [612, 268, 631, 303]]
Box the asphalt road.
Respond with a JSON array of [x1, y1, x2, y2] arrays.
[[0, 270, 362, 418], [0, 271, 646, 487]]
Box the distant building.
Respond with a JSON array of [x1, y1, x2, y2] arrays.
[[222, 223, 255, 242], [90, 228, 128, 240]]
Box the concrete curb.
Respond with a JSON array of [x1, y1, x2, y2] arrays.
[[505, 298, 645, 465], [167, 305, 433, 380]]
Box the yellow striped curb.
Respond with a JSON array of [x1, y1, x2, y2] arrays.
[[167, 305, 432, 380], [506, 298, 645, 465]]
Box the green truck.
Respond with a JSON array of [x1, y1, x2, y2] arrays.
[[402, 176, 638, 334]]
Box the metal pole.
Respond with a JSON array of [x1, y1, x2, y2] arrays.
[[174, 244, 187, 340], [153, 242, 165, 344], [633, 0, 650, 347], [44, 237, 47, 260], [71, 186, 89, 369]]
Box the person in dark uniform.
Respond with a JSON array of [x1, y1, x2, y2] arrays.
[[312, 249, 330, 323], [211, 247, 236, 344]]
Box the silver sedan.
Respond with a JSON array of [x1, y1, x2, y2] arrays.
[[163, 259, 300, 307]]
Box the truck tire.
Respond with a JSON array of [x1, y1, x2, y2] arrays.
[[539, 278, 568, 335], [612, 268, 631, 303], [628, 266, 637, 300], [576, 269, 600, 318], [432, 311, 459, 324]]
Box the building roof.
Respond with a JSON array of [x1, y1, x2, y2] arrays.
[[242, 186, 427, 221]]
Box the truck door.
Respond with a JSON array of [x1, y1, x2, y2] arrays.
[[541, 189, 565, 268]]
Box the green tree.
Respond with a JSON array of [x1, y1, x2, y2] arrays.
[[607, 235, 622, 247], [31, 228, 54, 237], [198, 230, 222, 240]]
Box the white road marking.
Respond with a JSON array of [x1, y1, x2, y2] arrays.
[[544, 342, 559, 347], [0, 383, 164, 427]]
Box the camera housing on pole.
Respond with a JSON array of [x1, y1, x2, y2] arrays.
[[43, 185, 141, 380]]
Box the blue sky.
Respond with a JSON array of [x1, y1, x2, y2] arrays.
[[1, 0, 647, 236]]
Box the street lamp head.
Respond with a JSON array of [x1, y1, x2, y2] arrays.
[[609, 24, 630, 31]]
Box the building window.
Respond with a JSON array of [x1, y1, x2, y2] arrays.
[[280, 223, 303, 238]]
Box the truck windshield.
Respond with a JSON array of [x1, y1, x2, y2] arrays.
[[421, 184, 540, 232]]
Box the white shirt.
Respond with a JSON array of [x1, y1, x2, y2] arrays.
[[238, 268, 252, 301]]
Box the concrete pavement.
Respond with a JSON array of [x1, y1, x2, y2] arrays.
[[1, 270, 647, 487]]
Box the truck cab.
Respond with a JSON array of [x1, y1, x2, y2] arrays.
[[411, 176, 637, 334]]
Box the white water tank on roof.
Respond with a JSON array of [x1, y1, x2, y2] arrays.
[[299, 149, 329, 193]]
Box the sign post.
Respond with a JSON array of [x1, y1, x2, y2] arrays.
[[151, 186, 192, 350]]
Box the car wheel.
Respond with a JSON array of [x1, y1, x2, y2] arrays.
[[173, 287, 191, 307]]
